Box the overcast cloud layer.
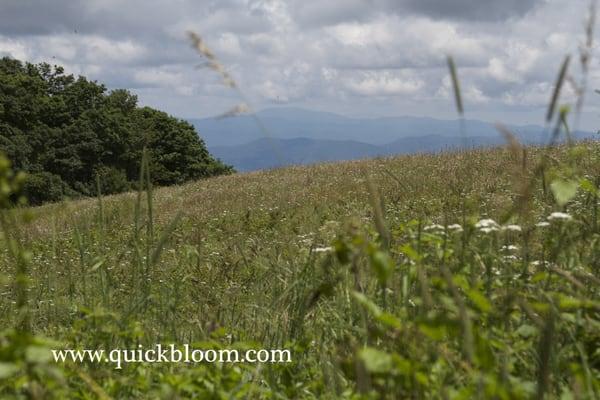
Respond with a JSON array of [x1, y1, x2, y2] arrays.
[[1, 0, 599, 129]]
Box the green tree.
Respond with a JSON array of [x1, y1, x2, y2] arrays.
[[0, 57, 233, 205]]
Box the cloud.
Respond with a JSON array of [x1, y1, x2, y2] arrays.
[[345, 72, 425, 96], [288, 0, 376, 28], [0, 0, 597, 129], [393, 0, 542, 22], [134, 68, 184, 87], [0, 1, 87, 35], [0, 37, 28, 60]]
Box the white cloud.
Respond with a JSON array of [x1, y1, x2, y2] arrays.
[[0, 36, 28, 60], [134, 68, 184, 87], [346, 72, 424, 96], [1, 0, 598, 129], [83, 36, 146, 64]]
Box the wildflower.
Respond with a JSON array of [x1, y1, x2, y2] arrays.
[[501, 245, 519, 251], [314, 247, 333, 253], [424, 224, 445, 231], [447, 224, 463, 232], [547, 212, 572, 221], [475, 219, 500, 233], [502, 224, 522, 232], [536, 221, 551, 228], [480, 227, 499, 233]]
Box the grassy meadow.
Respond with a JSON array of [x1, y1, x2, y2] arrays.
[[1, 139, 599, 398]]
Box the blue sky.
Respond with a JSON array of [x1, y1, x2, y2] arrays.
[[1, 0, 599, 130]]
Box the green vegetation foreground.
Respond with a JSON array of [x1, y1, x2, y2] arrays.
[[0, 139, 599, 398]]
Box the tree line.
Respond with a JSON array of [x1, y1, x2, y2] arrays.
[[0, 57, 233, 205]]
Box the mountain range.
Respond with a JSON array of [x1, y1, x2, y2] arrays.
[[189, 107, 596, 172]]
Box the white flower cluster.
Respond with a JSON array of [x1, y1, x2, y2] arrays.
[[547, 212, 572, 221], [423, 223, 464, 233], [424, 220, 527, 235], [535, 212, 573, 227], [475, 219, 500, 233], [424, 224, 445, 232], [447, 224, 464, 232], [474, 219, 523, 234]]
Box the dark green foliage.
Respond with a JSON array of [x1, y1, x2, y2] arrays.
[[0, 57, 233, 205], [94, 166, 130, 195], [23, 171, 74, 205]]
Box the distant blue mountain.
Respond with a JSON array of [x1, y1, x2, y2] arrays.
[[189, 107, 596, 172], [209, 136, 506, 172]]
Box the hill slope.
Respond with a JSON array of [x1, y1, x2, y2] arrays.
[[5, 142, 600, 398]]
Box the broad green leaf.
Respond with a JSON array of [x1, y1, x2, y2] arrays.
[[352, 291, 381, 317], [0, 362, 18, 379], [369, 250, 394, 285], [352, 292, 402, 329], [531, 272, 548, 283], [579, 178, 598, 195], [377, 313, 402, 329], [558, 295, 582, 310], [550, 179, 578, 206], [419, 322, 446, 340], [333, 240, 351, 264], [399, 244, 421, 262], [515, 324, 538, 338], [25, 345, 53, 363], [358, 347, 393, 373], [466, 288, 492, 313], [415, 371, 429, 385]]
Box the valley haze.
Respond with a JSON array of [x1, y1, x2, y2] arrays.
[[192, 107, 595, 171]]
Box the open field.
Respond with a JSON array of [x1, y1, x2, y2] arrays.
[[1, 141, 600, 398]]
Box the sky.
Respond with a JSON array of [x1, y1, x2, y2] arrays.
[[1, 0, 600, 130]]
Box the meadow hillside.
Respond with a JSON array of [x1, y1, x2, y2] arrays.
[[1, 140, 600, 398]]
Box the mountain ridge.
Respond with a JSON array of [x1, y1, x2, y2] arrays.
[[191, 107, 596, 171]]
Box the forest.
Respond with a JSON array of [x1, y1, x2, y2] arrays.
[[0, 57, 233, 205]]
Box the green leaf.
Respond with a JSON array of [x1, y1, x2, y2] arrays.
[[352, 291, 381, 317], [550, 179, 578, 206], [352, 292, 402, 329], [466, 288, 492, 313], [419, 322, 447, 340], [579, 178, 598, 195], [531, 272, 548, 283], [399, 244, 421, 262], [515, 324, 538, 338], [333, 240, 351, 265], [358, 347, 393, 374], [369, 250, 394, 285], [377, 313, 403, 330], [25, 345, 53, 363], [0, 362, 18, 379]]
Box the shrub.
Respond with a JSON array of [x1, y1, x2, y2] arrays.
[[22, 171, 73, 205], [94, 166, 130, 195]]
